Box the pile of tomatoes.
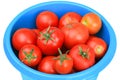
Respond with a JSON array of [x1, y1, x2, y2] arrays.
[[12, 11, 107, 74]]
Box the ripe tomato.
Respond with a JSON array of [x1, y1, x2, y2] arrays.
[[36, 11, 59, 31], [54, 48, 73, 74], [12, 28, 37, 50], [69, 44, 95, 71], [19, 44, 42, 67], [37, 26, 64, 56], [59, 12, 82, 29], [61, 23, 89, 49], [81, 12, 102, 34], [38, 56, 56, 74], [32, 29, 40, 36], [86, 36, 107, 60]]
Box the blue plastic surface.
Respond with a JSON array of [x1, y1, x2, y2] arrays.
[[3, 1, 116, 80], [21, 73, 98, 80]]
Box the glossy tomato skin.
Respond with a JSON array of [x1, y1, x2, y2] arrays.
[[87, 36, 107, 59], [38, 56, 56, 74], [19, 44, 42, 67], [36, 11, 59, 31], [61, 23, 89, 49], [12, 28, 37, 50], [69, 44, 95, 71], [37, 27, 64, 56], [54, 55, 73, 74], [59, 12, 82, 29], [81, 12, 102, 34]]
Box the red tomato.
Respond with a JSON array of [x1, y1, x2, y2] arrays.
[[59, 12, 82, 29], [36, 11, 59, 31], [54, 48, 73, 74], [69, 44, 95, 71], [87, 36, 107, 59], [38, 56, 56, 74], [37, 27, 64, 56], [12, 28, 37, 50], [61, 23, 89, 49], [81, 12, 102, 34], [32, 29, 40, 36], [19, 44, 42, 67]]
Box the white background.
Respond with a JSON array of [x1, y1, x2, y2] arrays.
[[0, 0, 120, 80]]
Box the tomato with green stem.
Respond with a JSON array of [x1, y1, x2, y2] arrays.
[[69, 44, 95, 71], [19, 44, 42, 67], [54, 48, 73, 74], [37, 26, 64, 56]]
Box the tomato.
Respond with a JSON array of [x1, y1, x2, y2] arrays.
[[81, 12, 102, 34], [38, 56, 56, 74], [32, 29, 40, 36], [37, 26, 64, 56], [87, 36, 107, 60], [54, 48, 73, 74], [69, 44, 95, 71], [61, 23, 89, 49], [12, 28, 37, 50], [59, 12, 82, 29], [36, 11, 59, 31], [19, 44, 42, 67], [70, 68, 76, 74]]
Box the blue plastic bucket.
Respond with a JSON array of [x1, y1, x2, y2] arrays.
[[3, 1, 116, 80]]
